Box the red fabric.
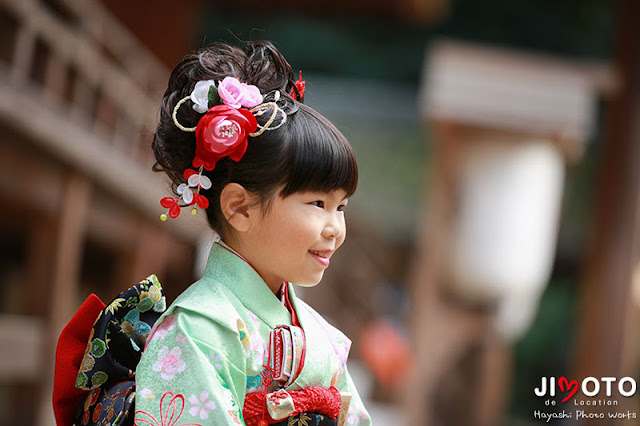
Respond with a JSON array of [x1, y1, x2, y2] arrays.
[[243, 386, 341, 425], [52, 294, 106, 426]]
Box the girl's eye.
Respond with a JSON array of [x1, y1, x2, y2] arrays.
[[337, 204, 347, 212], [311, 200, 324, 208]]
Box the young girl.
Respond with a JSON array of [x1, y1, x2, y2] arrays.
[[133, 41, 371, 426]]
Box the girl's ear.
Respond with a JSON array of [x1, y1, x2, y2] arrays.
[[220, 183, 259, 232]]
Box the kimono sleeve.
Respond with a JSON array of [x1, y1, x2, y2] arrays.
[[134, 308, 247, 425], [335, 365, 372, 426]]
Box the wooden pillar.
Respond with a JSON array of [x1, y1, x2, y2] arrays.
[[43, 53, 67, 105], [25, 217, 56, 317], [474, 330, 512, 426], [403, 124, 453, 425], [49, 172, 91, 331], [571, 0, 640, 423], [10, 16, 35, 87], [37, 172, 91, 426], [403, 122, 494, 425]]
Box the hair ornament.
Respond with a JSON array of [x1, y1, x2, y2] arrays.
[[160, 166, 211, 220], [171, 96, 197, 132], [191, 79, 220, 113], [290, 70, 306, 102], [164, 76, 289, 220], [249, 91, 288, 137]]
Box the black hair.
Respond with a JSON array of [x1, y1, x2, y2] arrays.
[[152, 41, 358, 238]]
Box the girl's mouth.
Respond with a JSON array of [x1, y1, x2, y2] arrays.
[[309, 250, 331, 267]]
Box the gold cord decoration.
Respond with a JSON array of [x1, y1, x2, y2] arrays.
[[172, 91, 287, 137], [172, 96, 197, 132], [249, 92, 287, 137]]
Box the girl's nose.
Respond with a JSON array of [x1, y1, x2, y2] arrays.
[[322, 214, 344, 240]]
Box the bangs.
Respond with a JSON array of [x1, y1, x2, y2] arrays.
[[278, 105, 358, 198]]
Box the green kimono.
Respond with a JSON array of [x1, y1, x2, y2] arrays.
[[134, 242, 371, 425]]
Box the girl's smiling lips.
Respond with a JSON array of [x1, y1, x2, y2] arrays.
[[308, 249, 333, 267]]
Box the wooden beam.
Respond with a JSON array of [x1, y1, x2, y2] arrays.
[[571, 0, 640, 423]]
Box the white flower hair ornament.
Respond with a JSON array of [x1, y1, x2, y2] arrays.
[[161, 75, 300, 221]]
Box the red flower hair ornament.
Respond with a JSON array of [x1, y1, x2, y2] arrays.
[[193, 104, 256, 170], [162, 76, 292, 220]]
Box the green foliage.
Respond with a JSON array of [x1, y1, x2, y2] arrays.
[[208, 84, 220, 108]]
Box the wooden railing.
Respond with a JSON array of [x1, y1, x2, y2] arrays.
[[0, 2, 203, 425], [0, 0, 205, 240], [1, 0, 166, 161]]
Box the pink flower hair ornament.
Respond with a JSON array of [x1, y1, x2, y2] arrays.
[[163, 77, 289, 221]]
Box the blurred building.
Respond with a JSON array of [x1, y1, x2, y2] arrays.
[[0, 0, 205, 424], [0, 1, 435, 424], [1, 1, 635, 426]]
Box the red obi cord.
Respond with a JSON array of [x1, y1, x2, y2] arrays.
[[243, 386, 341, 425]]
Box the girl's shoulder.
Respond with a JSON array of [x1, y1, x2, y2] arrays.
[[161, 274, 245, 335], [143, 275, 251, 367]]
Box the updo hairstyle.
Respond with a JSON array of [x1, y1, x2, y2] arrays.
[[152, 41, 358, 239]]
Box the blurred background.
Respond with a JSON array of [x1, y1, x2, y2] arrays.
[[0, 0, 637, 425]]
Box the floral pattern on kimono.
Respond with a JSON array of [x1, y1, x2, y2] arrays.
[[135, 242, 371, 425]]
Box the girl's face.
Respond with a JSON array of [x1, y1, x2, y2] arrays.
[[237, 189, 348, 293]]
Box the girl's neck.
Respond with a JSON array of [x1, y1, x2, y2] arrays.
[[217, 239, 246, 261], [216, 239, 284, 294]]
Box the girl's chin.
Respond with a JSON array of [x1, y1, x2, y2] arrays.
[[293, 281, 321, 288]]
